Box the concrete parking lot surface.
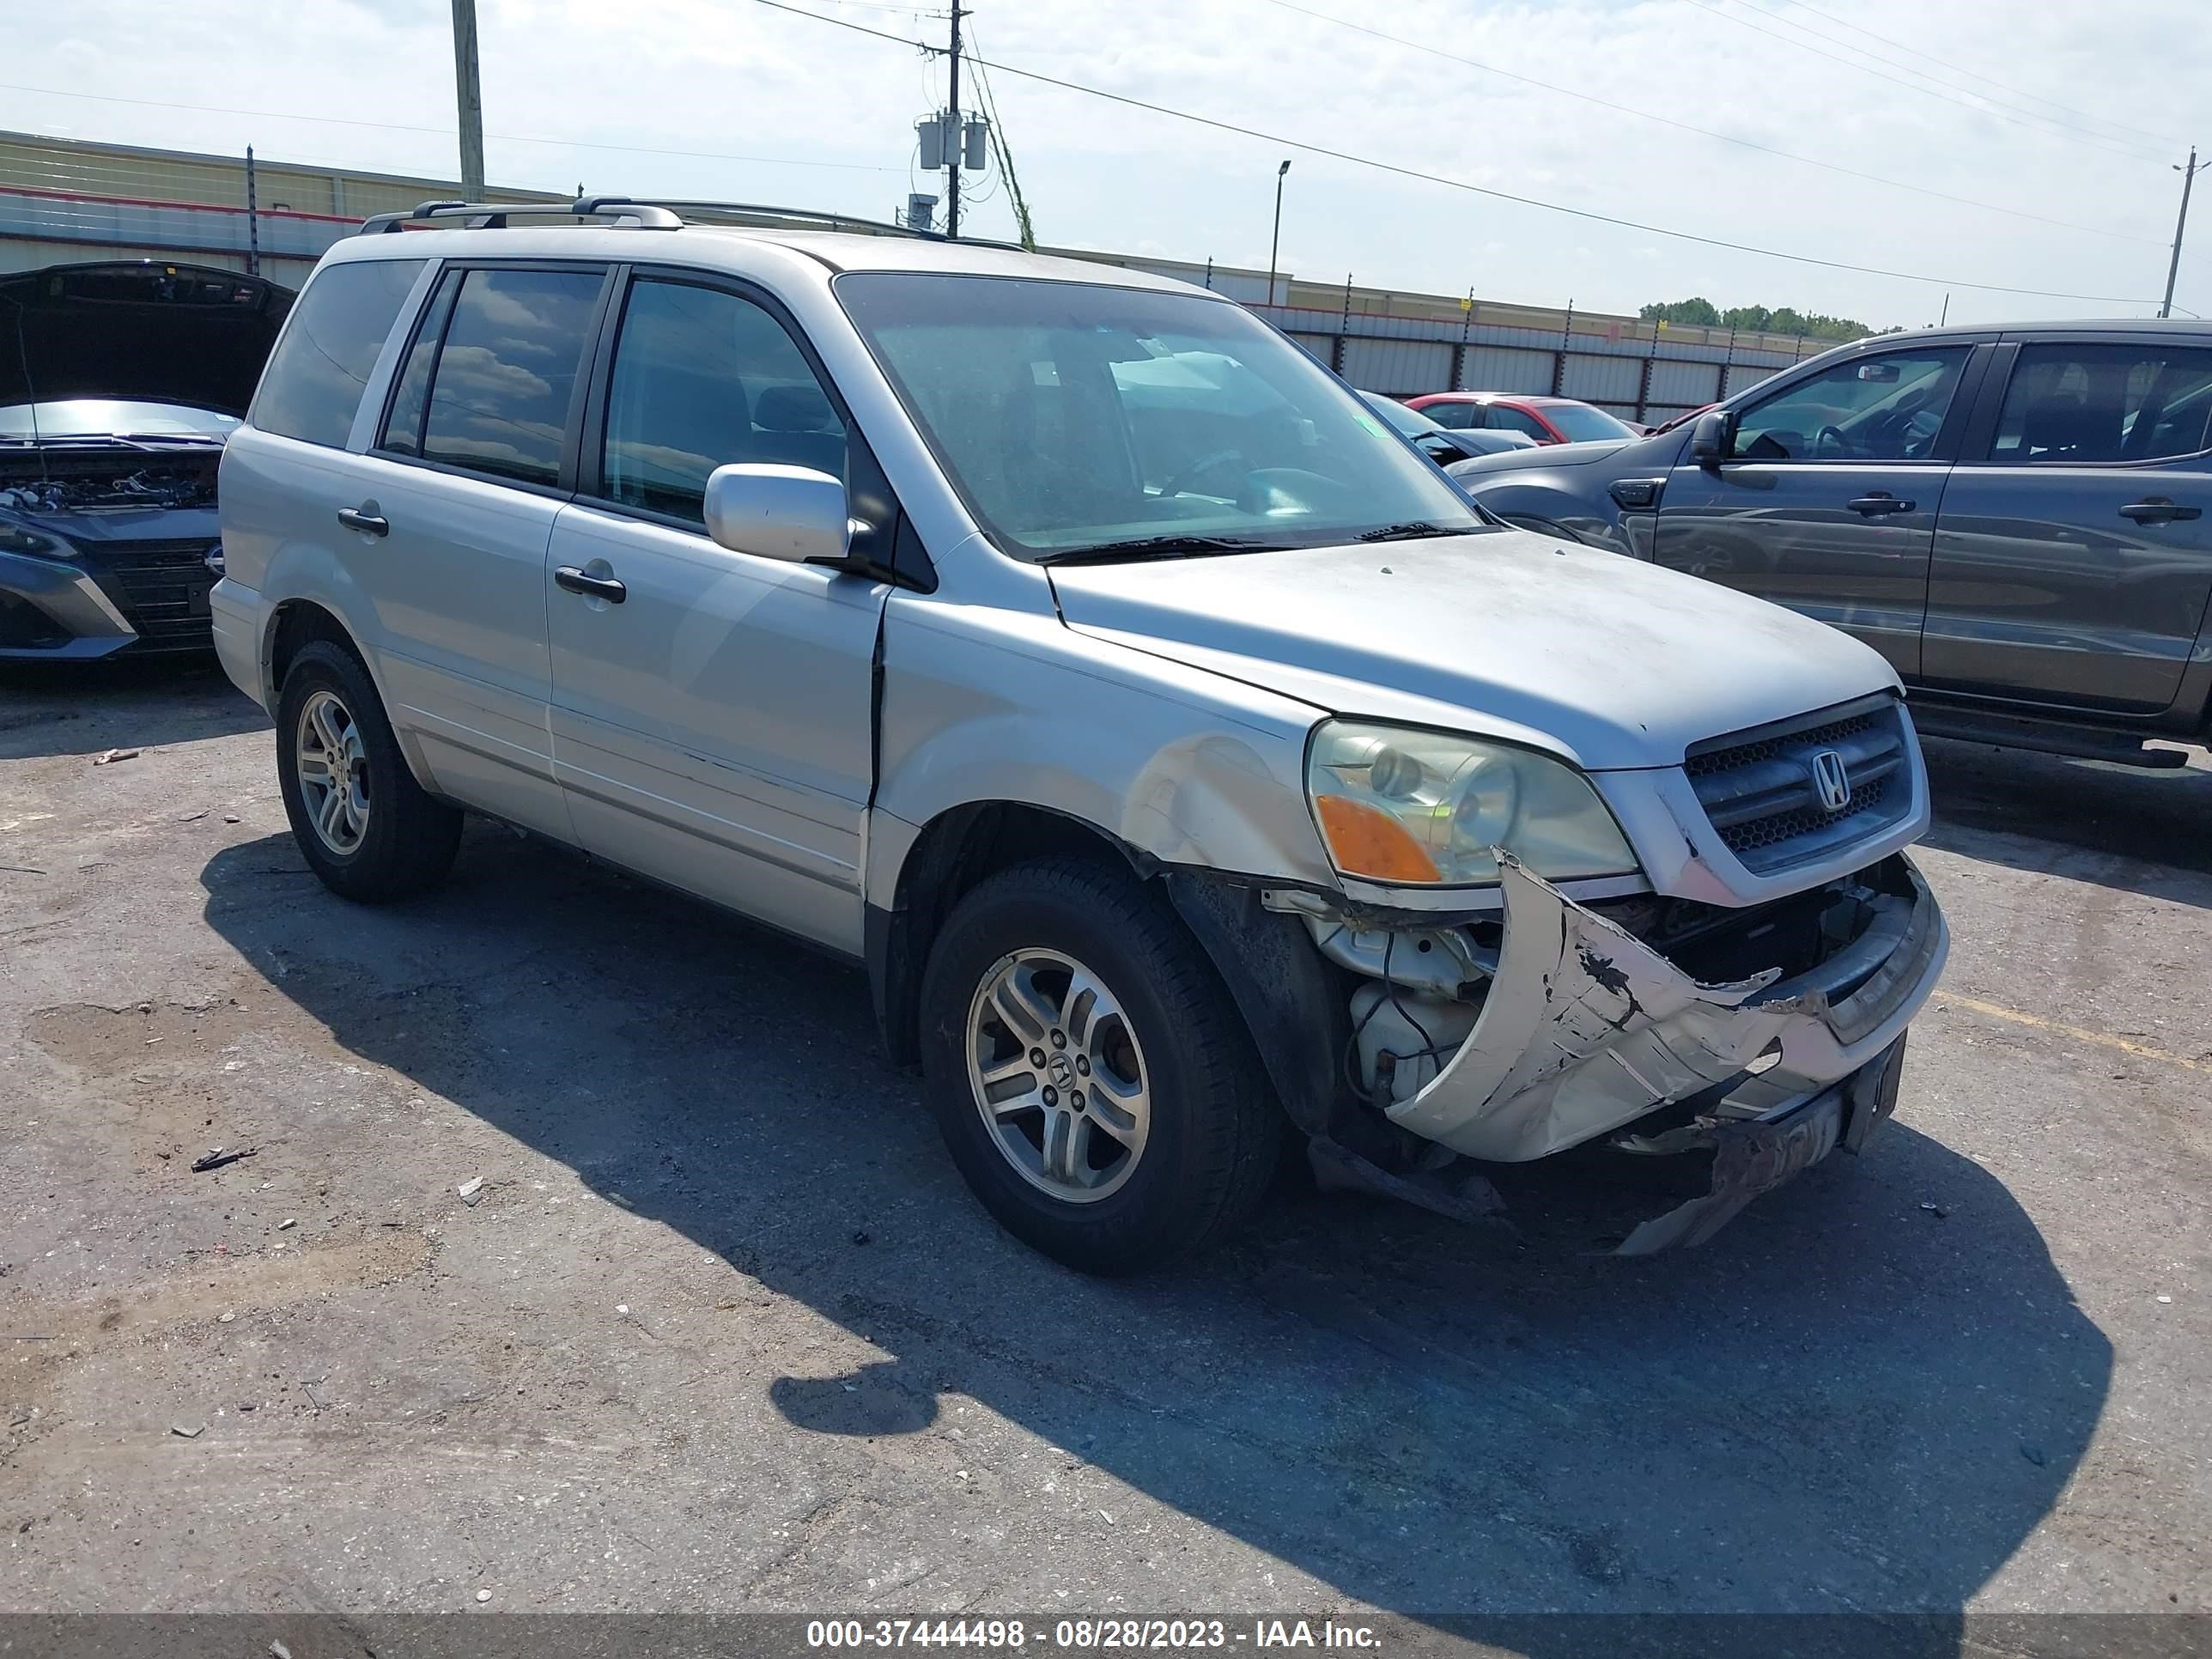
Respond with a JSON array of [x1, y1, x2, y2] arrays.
[[1, 661, 2206, 1621]]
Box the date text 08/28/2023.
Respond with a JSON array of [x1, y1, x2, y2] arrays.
[[805, 1619, 1384, 1650]]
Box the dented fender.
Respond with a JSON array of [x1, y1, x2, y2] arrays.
[[1385, 853, 1948, 1163]]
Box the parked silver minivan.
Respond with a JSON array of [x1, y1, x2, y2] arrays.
[[214, 201, 1948, 1270]]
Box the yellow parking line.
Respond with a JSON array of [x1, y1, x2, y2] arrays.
[[1935, 992, 2206, 1073]]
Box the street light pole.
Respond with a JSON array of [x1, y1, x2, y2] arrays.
[[1266, 159, 1291, 307], [2162, 146, 2202, 320]]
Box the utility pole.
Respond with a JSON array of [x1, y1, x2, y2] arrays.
[[451, 0, 486, 198], [244, 146, 259, 276], [1266, 160, 1291, 307], [945, 2, 967, 240], [2163, 147, 2202, 319]]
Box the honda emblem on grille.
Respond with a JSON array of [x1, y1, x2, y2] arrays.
[[1809, 749, 1852, 811]]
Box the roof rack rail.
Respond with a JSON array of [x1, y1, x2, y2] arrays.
[[581, 198, 1036, 250], [356, 198, 684, 234], [574, 198, 957, 242], [354, 196, 1029, 251]]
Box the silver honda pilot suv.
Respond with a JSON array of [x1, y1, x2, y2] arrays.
[[213, 200, 1948, 1271]]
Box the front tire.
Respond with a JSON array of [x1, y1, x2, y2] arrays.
[[919, 858, 1280, 1274], [275, 640, 460, 902]]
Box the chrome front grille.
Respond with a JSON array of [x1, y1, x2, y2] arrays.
[[1685, 696, 1913, 874]]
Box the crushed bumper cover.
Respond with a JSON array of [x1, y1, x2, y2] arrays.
[[1384, 852, 1948, 1167], [1610, 1034, 1907, 1255]]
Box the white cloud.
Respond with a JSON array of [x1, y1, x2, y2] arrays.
[[8, 0, 2206, 326]]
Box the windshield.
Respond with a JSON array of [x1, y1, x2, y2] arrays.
[[1543, 402, 1636, 443], [836, 274, 1480, 559], [0, 399, 239, 440]]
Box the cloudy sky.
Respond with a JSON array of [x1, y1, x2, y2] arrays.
[[10, 0, 2207, 329]]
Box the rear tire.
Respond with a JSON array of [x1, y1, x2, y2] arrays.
[[919, 857, 1280, 1274], [276, 640, 460, 902]]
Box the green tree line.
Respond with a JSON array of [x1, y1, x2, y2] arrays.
[[1637, 297, 1894, 342]]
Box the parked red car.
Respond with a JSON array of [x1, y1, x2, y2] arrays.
[[1403, 392, 1637, 446]]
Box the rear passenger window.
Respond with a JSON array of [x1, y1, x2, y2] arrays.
[[601, 278, 847, 524], [1990, 343, 2212, 465], [252, 259, 424, 447], [1486, 406, 1550, 440], [416, 268, 604, 487]]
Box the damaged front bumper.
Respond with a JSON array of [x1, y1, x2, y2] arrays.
[[1386, 852, 1946, 1164]]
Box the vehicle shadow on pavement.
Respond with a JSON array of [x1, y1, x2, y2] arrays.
[[199, 825, 2111, 1630], [0, 657, 267, 760], [1923, 737, 2212, 903]]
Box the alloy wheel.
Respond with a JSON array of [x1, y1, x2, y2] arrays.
[[965, 947, 1152, 1204]]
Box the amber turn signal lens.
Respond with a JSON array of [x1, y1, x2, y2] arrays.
[[1314, 794, 1443, 884]]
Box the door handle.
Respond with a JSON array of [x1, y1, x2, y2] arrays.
[[554, 565, 627, 604], [2118, 498, 2201, 525], [1846, 493, 1916, 517], [336, 505, 389, 537]]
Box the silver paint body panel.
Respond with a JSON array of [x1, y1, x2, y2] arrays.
[[216, 221, 1946, 1169]]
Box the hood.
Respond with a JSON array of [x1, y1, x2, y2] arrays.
[[1447, 436, 1637, 477], [0, 262, 293, 413], [1048, 528, 1901, 772]]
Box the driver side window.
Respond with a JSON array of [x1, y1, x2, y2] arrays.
[[1732, 348, 1970, 463]]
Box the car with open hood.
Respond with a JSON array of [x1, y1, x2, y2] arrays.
[[0, 260, 291, 658], [212, 199, 1948, 1271]]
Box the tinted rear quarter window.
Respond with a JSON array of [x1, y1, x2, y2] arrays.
[[252, 258, 425, 447], [417, 268, 605, 488]]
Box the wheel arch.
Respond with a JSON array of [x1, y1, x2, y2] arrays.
[[866, 801, 1152, 1069], [262, 599, 438, 793], [866, 799, 1347, 1144], [264, 598, 364, 706]]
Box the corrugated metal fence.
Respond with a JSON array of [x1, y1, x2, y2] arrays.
[[0, 128, 1825, 422], [1242, 293, 1816, 425]]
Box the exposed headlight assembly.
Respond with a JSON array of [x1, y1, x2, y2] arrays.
[[1306, 719, 1637, 886], [0, 521, 68, 560]]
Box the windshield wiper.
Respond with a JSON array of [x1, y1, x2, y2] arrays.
[[1040, 534, 1275, 567], [1352, 521, 1480, 543], [0, 433, 218, 451]]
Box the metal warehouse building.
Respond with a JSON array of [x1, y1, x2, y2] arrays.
[[0, 129, 1819, 425]]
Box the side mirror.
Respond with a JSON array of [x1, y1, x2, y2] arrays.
[[702, 464, 852, 565], [1688, 410, 1735, 466]]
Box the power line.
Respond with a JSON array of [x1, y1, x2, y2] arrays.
[[1741, 0, 2179, 155], [967, 25, 1038, 249], [1255, 0, 2162, 246], [1771, 0, 2185, 149], [751, 0, 2158, 305], [1677, 0, 2172, 164], [1690, 0, 2174, 162], [0, 81, 902, 175]]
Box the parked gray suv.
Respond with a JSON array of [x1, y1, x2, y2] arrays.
[[1448, 321, 2212, 768], [214, 200, 1947, 1271]]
